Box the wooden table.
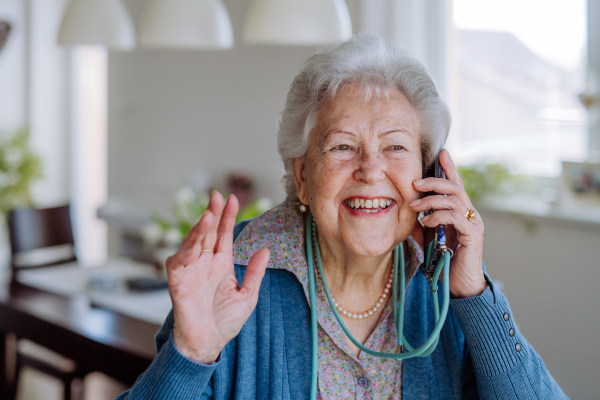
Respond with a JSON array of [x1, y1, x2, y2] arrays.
[[0, 279, 161, 399]]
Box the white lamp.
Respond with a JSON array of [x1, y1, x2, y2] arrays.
[[243, 0, 352, 45], [140, 0, 234, 49], [57, 0, 136, 50]]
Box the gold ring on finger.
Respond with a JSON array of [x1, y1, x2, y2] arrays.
[[464, 208, 476, 221], [201, 249, 214, 252]]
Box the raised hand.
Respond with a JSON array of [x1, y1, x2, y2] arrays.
[[409, 149, 487, 298], [166, 191, 270, 363]]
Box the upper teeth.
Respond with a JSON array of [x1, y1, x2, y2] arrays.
[[346, 198, 392, 210]]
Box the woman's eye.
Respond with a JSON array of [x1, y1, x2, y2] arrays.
[[389, 145, 405, 151], [335, 144, 350, 151]]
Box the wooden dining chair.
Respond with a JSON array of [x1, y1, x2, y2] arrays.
[[7, 205, 86, 400]]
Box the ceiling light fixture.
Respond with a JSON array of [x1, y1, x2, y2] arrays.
[[139, 0, 234, 49], [57, 0, 136, 50], [243, 0, 352, 46]]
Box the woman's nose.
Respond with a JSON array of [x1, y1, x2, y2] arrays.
[[353, 149, 386, 184]]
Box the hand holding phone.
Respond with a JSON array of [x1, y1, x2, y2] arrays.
[[410, 149, 486, 298], [422, 151, 449, 281]]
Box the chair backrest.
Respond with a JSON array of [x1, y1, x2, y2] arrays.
[[8, 205, 76, 273]]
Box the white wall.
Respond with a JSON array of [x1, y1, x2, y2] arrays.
[[480, 209, 599, 399], [29, 0, 71, 206], [0, 0, 27, 128]]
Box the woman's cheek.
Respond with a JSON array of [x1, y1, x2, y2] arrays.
[[395, 175, 420, 202], [311, 154, 345, 179]]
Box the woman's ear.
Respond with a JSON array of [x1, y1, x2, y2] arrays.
[[291, 158, 308, 204]]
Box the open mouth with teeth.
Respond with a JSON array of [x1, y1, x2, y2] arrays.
[[344, 198, 394, 214]]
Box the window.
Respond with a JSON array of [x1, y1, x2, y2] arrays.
[[448, 0, 588, 176]]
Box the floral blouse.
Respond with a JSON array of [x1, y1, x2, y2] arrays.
[[232, 201, 424, 400]]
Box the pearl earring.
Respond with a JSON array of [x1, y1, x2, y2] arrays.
[[299, 204, 307, 212]]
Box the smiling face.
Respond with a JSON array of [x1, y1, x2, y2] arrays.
[[293, 84, 422, 258]]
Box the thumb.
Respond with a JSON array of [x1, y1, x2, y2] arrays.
[[240, 248, 270, 298]]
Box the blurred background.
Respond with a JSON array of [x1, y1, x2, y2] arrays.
[[0, 0, 598, 399]]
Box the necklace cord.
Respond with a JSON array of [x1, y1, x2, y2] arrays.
[[306, 213, 319, 400], [307, 211, 451, 371]]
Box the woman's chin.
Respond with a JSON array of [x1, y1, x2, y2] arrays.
[[347, 242, 397, 258], [337, 230, 401, 257], [335, 214, 411, 257]]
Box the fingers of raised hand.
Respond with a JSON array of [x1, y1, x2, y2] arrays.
[[201, 191, 225, 253], [240, 248, 270, 298], [169, 211, 215, 269], [215, 194, 239, 254], [181, 197, 219, 252]]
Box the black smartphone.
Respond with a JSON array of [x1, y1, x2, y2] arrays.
[[422, 151, 447, 280], [423, 151, 446, 194]]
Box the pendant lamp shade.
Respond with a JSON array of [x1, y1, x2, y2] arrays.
[[243, 0, 352, 45], [57, 0, 136, 50], [140, 0, 234, 49]]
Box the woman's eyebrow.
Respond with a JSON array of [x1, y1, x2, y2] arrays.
[[379, 129, 413, 138], [324, 129, 358, 140], [323, 128, 413, 140]]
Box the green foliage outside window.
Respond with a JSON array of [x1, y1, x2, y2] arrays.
[[457, 163, 513, 203], [0, 127, 42, 215]]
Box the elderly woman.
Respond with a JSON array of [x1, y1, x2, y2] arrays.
[[118, 34, 566, 399]]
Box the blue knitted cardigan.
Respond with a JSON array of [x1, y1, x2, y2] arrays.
[[116, 220, 567, 399]]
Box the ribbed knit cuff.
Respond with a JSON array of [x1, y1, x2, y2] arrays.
[[130, 332, 220, 399], [450, 279, 527, 378]]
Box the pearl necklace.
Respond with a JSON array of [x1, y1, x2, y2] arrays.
[[311, 221, 392, 320]]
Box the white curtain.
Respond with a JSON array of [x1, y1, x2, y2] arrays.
[[358, 0, 450, 95]]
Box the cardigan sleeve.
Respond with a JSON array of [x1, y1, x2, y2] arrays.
[[450, 276, 568, 399], [115, 310, 218, 400]]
